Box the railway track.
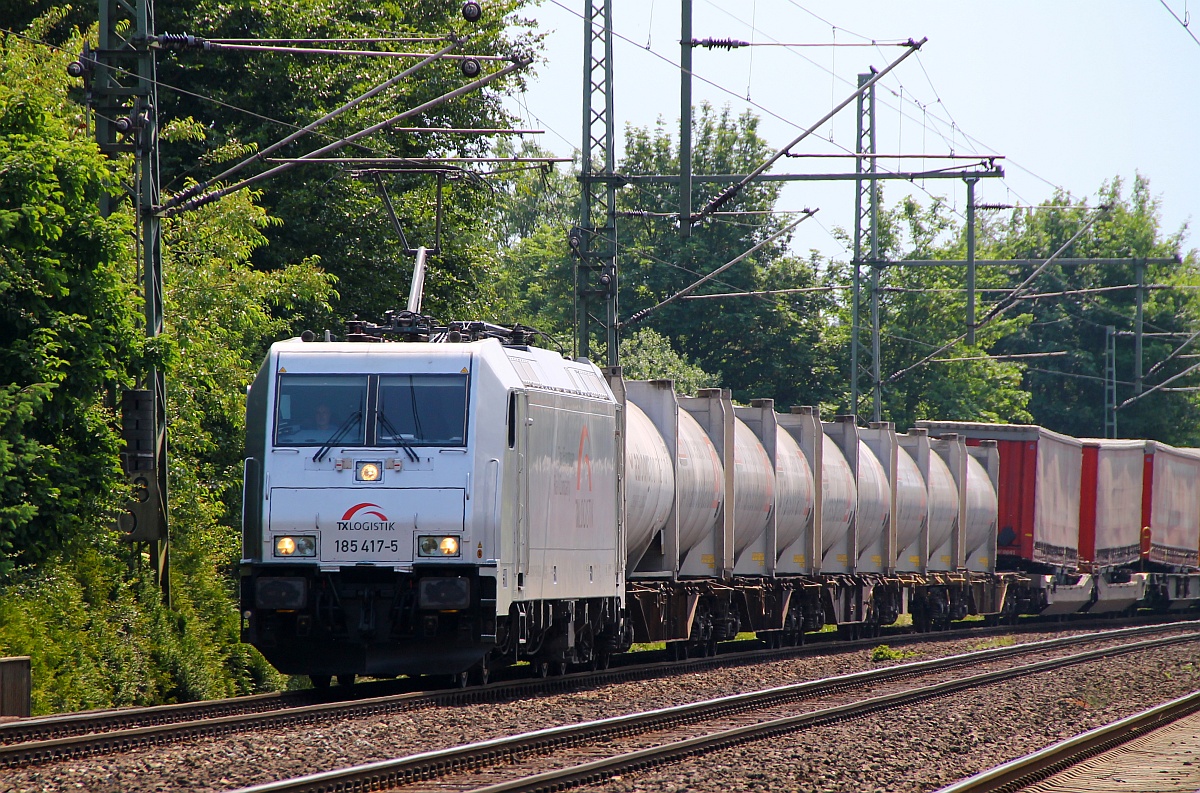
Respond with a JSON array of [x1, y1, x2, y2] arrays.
[[195, 625, 1200, 793], [1, 620, 1192, 774], [0, 613, 1181, 751], [935, 689, 1200, 793]]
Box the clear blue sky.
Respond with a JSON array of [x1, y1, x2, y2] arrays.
[[506, 0, 1199, 260]]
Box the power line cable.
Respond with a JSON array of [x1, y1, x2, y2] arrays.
[[545, 0, 959, 216], [1157, 0, 1200, 49], [734, 2, 1061, 201], [690, 2, 1012, 223], [887, 204, 1112, 383]]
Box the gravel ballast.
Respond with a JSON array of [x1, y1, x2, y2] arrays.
[[3, 626, 1199, 793]]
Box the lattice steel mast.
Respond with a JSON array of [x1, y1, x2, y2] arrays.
[[851, 73, 880, 422], [575, 0, 621, 366]]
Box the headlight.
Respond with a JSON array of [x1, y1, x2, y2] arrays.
[[356, 461, 382, 482], [417, 534, 461, 557], [274, 535, 317, 557]]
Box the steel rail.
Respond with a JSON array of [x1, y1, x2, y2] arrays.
[[0, 618, 1189, 766], [932, 689, 1200, 793], [225, 628, 1200, 793]]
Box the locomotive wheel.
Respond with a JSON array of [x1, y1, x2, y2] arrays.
[[310, 674, 331, 689], [336, 673, 355, 688]]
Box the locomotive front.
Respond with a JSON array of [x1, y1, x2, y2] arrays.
[[240, 338, 501, 682]]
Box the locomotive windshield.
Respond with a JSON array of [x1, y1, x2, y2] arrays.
[[275, 375, 368, 446], [378, 374, 468, 446]]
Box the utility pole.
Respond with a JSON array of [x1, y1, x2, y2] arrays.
[[576, 0, 621, 366], [965, 176, 978, 346], [1105, 325, 1117, 438], [679, 0, 693, 238], [79, 0, 170, 599], [1135, 258, 1144, 394]]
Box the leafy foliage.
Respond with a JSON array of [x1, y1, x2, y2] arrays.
[[981, 176, 1200, 441], [0, 24, 139, 574], [619, 328, 718, 395], [836, 194, 1034, 427], [616, 105, 841, 409], [154, 0, 539, 323], [160, 142, 336, 699], [490, 140, 578, 344], [0, 21, 333, 712], [869, 644, 917, 662]]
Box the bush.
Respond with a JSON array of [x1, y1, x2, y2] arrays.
[[870, 644, 917, 662]]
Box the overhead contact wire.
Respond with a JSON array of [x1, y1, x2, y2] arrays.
[[157, 38, 466, 214]]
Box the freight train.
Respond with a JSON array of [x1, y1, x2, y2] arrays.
[[239, 313, 1200, 686]]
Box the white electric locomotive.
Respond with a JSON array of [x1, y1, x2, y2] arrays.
[[241, 314, 627, 685]]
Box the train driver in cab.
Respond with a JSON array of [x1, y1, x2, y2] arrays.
[[294, 402, 335, 442]]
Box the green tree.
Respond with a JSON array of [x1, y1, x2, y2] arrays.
[[0, 22, 140, 574], [158, 148, 336, 702], [619, 328, 718, 395], [846, 194, 1034, 428], [0, 21, 335, 711], [488, 141, 579, 345], [617, 105, 840, 409], [153, 0, 539, 323], [983, 176, 1200, 442]]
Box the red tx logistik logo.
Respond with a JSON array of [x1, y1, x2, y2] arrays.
[[577, 424, 593, 492], [337, 503, 395, 531]]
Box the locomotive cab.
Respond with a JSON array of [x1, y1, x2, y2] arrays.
[[240, 330, 626, 684], [240, 338, 501, 680]]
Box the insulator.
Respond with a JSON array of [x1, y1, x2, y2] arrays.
[[692, 37, 749, 51], [156, 33, 208, 50], [460, 58, 481, 78], [461, 1, 482, 22]]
